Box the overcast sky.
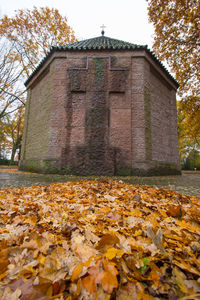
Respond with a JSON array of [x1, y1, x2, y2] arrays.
[[0, 0, 154, 49]]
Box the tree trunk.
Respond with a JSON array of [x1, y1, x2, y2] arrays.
[[10, 135, 22, 164], [10, 144, 17, 164]]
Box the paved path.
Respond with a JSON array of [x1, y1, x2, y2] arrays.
[[0, 169, 200, 197], [0, 170, 70, 189]]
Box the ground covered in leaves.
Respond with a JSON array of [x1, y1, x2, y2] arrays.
[[0, 179, 200, 299], [1, 167, 200, 197]]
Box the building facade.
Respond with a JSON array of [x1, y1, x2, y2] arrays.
[[19, 35, 181, 175]]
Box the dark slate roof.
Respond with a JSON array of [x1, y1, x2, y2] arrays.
[[25, 35, 179, 87], [54, 35, 143, 50]]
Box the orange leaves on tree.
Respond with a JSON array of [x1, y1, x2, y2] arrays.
[[0, 7, 77, 75], [146, 0, 200, 145], [0, 7, 77, 124]]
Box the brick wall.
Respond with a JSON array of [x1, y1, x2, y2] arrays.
[[20, 49, 180, 175], [19, 68, 53, 171]]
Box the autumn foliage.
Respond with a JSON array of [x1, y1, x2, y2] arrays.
[[0, 179, 200, 299], [146, 0, 200, 143], [0, 7, 76, 76], [0, 7, 76, 119]]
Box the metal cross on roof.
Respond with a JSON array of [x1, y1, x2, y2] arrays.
[[100, 24, 106, 36]]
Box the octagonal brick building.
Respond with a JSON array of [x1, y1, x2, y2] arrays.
[[19, 34, 181, 176]]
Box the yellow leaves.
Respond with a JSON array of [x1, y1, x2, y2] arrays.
[[104, 247, 124, 260], [0, 228, 9, 234], [146, 213, 160, 228], [71, 257, 94, 282], [176, 219, 200, 233], [0, 7, 77, 54], [147, 0, 200, 141], [0, 271, 8, 281], [37, 254, 45, 265], [188, 206, 200, 223], [129, 208, 143, 218], [71, 264, 84, 282], [133, 229, 143, 237], [61, 212, 68, 222], [0, 179, 200, 298]]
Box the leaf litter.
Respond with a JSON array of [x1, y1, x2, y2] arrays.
[[0, 179, 200, 299]]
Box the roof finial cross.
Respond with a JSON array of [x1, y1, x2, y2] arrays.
[[100, 24, 106, 36]]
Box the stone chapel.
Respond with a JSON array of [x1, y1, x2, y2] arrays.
[[19, 33, 181, 176]]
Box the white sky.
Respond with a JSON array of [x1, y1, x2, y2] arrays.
[[0, 0, 155, 49]]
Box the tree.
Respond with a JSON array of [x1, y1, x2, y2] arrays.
[[0, 116, 12, 160], [0, 40, 25, 119], [0, 7, 77, 117], [0, 7, 76, 76], [184, 149, 200, 170], [8, 108, 24, 163], [0, 108, 24, 163], [178, 101, 200, 166], [146, 0, 200, 136]]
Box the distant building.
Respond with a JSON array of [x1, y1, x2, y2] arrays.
[[19, 34, 181, 175]]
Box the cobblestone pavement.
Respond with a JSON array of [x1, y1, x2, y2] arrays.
[[0, 169, 199, 197]]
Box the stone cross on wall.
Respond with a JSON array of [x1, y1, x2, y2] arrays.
[[65, 56, 129, 175]]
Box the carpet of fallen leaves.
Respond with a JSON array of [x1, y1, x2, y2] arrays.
[[0, 179, 200, 300]]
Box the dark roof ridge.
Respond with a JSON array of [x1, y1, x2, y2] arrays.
[[53, 35, 146, 51]]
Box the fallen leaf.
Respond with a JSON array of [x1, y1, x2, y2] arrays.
[[104, 247, 124, 259], [96, 233, 120, 250]]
